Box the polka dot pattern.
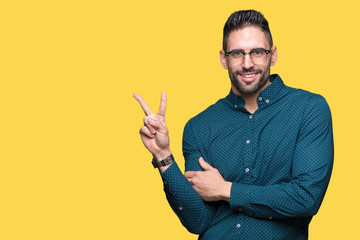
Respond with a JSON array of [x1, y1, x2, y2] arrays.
[[161, 74, 334, 239]]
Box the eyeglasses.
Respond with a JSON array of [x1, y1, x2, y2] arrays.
[[224, 48, 271, 66]]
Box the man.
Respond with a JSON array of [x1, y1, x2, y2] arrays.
[[134, 10, 333, 239]]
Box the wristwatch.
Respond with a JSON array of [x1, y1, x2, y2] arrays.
[[152, 154, 174, 168]]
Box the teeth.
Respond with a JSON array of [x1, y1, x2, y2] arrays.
[[244, 74, 256, 77]]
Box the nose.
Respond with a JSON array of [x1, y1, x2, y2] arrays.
[[242, 53, 254, 69]]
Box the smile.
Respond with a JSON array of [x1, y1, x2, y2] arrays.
[[243, 74, 257, 77], [239, 72, 259, 82]]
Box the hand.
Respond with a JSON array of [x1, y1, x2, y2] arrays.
[[133, 92, 171, 161], [185, 158, 232, 202]]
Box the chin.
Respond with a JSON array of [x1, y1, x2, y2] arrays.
[[237, 81, 261, 95]]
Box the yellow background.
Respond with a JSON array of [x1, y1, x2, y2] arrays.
[[1, 0, 359, 239]]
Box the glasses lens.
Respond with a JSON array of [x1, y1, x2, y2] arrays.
[[250, 50, 268, 65]]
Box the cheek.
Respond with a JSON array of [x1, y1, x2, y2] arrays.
[[261, 61, 272, 74], [228, 65, 240, 75]]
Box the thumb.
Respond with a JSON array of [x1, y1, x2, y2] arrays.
[[199, 157, 213, 171]]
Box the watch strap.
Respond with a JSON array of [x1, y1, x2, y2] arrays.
[[152, 154, 174, 168]]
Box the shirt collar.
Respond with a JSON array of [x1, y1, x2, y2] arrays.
[[226, 74, 284, 108]]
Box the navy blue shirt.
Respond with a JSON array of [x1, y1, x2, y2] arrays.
[[161, 74, 334, 239]]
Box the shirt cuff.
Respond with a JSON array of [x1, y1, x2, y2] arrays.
[[159, 161, 184, 194], [229, 182, 250, 211]]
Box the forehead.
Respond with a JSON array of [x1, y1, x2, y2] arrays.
[[227, 26, 270, 51]]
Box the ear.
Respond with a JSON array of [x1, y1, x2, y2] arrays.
[[270, 46, 278, 66], [219, 50, 229, 69]]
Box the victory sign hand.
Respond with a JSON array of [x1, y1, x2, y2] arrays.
[[133, 92, 171, 161]]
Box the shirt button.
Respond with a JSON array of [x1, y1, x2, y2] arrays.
[[265, 99, 269, 103], [268, 217, 273, 220], [249, 115, 253, 119], [236, 223, 241, 228], [246, 140, 250, 144], [234, 105, 238, 108], [245, 168, 250, 173], [164, 180, 168, 185], [179, 207, 183, 211], [258, 97, 263, 101], [238, 208, 243, 212]]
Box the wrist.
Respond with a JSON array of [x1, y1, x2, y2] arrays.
[[153, 149, 173, 173], [153, 149, 172, 162], [220, 181, 232, 202]]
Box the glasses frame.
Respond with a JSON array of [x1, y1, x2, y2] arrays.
[[224, 48, 272, 65]]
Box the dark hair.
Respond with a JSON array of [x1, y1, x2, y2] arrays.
[[223, 10, 273, 51]]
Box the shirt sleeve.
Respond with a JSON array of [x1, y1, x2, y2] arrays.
[[229, 95, 334, 219], [159, 120, 217, 234]]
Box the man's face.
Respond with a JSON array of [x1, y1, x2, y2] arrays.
[[220, 26, 277, 96]]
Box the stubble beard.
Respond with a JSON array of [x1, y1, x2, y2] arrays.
[[229, 62, 271, 95]]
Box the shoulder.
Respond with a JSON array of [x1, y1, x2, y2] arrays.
[[184, 97, 228, 131], [187, 98, 226, 125], [282, 85, 329, 108], [282, 85, 332, 124]]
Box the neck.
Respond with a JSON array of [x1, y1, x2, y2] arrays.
[[232, 80, 271, 114]]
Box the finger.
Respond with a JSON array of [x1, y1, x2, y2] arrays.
[[144, 116, 157, 135], [188, 179, 196, 186], [133, 93, 153, 116], [148, 116, 167, 134], [140, 126, 155, 138], [199, 157, 213, 171], [184, 171, 196, 178], [157, 92, 167, 116]]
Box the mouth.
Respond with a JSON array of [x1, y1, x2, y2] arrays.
[[238, 72, 259, 83]]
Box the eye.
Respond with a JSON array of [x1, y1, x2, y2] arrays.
[[251, 50, 265, 57], [230, 50, 244, 58]]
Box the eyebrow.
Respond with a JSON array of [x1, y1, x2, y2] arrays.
[[230, 47, 267, 52]]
